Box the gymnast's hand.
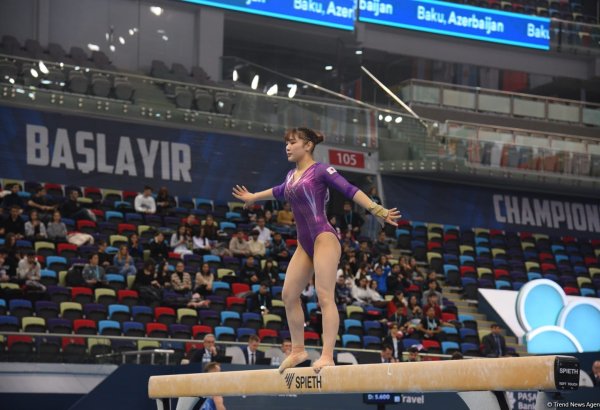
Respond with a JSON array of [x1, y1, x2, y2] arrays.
[[382, 207, 402, 227], [232, 185, 255, 208]]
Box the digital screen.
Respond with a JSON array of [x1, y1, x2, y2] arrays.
[[358, 0, 551, 50], [179, 0, 356, 30], [363, 393, 402, 404]]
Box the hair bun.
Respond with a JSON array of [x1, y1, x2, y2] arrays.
[[313, 131, 325, 144]]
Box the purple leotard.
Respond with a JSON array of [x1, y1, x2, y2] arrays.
[[272, 162, 359, 258]]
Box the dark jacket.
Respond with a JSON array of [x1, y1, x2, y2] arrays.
[[481, 332, 507, 357], [241, 347, 265, 365]]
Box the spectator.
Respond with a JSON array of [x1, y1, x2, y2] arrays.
[[370, 265, 388, 295], [351, 276, 371, 306], [27, 187, 56, 220], [328, 215, 342, 240], [171, 225, 193, 256], [240, 255, 260, 285], [16, 251, 45, 292], [248, 231, 265, 258], [481, 323, 507, 358], [406, 302, 423, 332], [0, 248, 10, 283], [361, 186, 383, 241], [149, 232, 169, 263], [2, 184, 24, 211], [387, 290, 408, 325], [367, 279, 388, 308], [387, 263, 412, 295], [198, 362, 226, 410], [250, 281, 273, 314], [301, 276, 316, 304], [3, 233, 19, 278], [24, 209, 47, 240], [253, 216, 272, 246], [155, 187, 175, 215], [588, 360, 600, 387], [451, 352, 464, 360], [133, 260, 163, 307], [242, 334, 265, 365], [201, 214, 219, 242], [128, 233, 144, 259], [353, 263, 370, 282], [96, 240, 112, 268], [82, 253, 107, 288], [46, 210, 68, 242], [3, 205, 25, 238], [170, 261, 193, 295], [229, 230, 250, 257], [335, 274, 354, 307], [372, 231, 392, 258], [406, 346, 420, 362], [380, 345, 397, 363], [61, 190, 96, 221], [383, 323, 404, 362], [270, 339, 292, 367], [156, 261, 172, 290], [194, 262, 214, 295], [113, 244, 137, 276], [187, 292, 210, 309], [270, 232, 289, 261], [134, 185, 156, 214], [182, 213, 200, 230], [190, 333, 225, 364], [422, 292, 443, 320], [424, 271, 442, 293], [341, 230, 359, 254], [192, 228, 212, 256], [417, 307, 443, 341], [258, 258, 278, 285], [263, 209, 275, 228], [421, 279, 443, 306], [357, 241, 372, 266], [276, 202, 295, 227], [338, 200, 363, 234]]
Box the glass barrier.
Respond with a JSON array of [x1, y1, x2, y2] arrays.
[[0, 53, 387, 149], [399, 79, 600, 127], [552, 19, 600, 55]]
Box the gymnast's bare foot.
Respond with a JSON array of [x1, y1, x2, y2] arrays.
[[312, 356, 335, 373], [278, 346, 308, 373]]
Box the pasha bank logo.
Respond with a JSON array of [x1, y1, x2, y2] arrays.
[[516, 279, 600, 353]]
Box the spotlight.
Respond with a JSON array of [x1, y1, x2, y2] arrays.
[[109, 44, 116, 52], [288, 84, 297, 99], [395, 116, 403, 124], [325, 65, 333, 71], [38, 61, 49, 74], [251, 74, 259, 90], [384, 115, 392, 122], [150, 6, 163, 16], [355, 50, 363, 55], [30, 68, 38, 78], [266, 84, 278, 96], [378, 114, 383, 121], [87, 43, 100, 52], [232, 69, 238, 82], [119, 36, 125, 45]]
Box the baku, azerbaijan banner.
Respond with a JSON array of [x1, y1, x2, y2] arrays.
[[0, 106, 292, 200], [382, 176, 600, 238]]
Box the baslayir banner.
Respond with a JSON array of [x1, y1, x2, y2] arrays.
[[381, 176, 600, 238], [0, 106, 292, 199]]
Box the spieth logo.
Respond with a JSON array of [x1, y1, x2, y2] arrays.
[[516, 279, 600, 354], [285, 373, 295, 389], [283, 373, 323, 390]]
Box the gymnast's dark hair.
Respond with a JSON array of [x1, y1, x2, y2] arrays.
[[284, 127, 324, 153]]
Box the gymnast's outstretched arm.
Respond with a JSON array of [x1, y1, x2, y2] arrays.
[[232, 186, 275, 208]]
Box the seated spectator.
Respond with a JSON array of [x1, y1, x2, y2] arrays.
[[421, 279, 443, 307], [2, 183, 24, 211], [383, 323, 404, 362], [270, 232, 289, 261], [351, 276, 371, 306], [240, 255, 260, 284], [269, 339, 292, 367], [190, 333, 225, 364], [194, 262, 214, 295], [301, 276, 316, 304], [82, 253, 107, 288], [96, 240, 112, 268], [187, 292, 210, 309], [182, 213, 200, 230], [3, 205, 25, 239], [248, 231, 265, 258], [134, 185, 156, 214], [242, 334, 265, 365], [387, 290, 408, 325], [380, 345, 397, 363], [201, 214, 219, 242], [133, 260, 163, 307], [338, 200, 363, 235], [113, 244, 137, 276], [357, 241, 372, 265], [258, 258, 278, 285], [128, 233, 144, 259], [149, 232, 170, 263], [156, 261, 172, 290], [0, 248, 10, 283], [405, 305, 423, 333], [424, 271, 442, 293], [229, 230, 250, 257], [587, 360, 600, 387], [253, 216, 272, 246], [155, 186, 175, 215], [24, 209, 47, 240], [171, 225, 193, 256], [263, 209, 275, 228], [374, 255, 392, 276], [481, 323, 507, 358], [61, 190, 96, 221], [335, 274, 354, 308], [16, 251, 45, 292], [372, 231, 392, 258], [417, 307, 443, 342], [370, 265, 388, 295], [250, 281, 273, 314], [366, 279, 388, 308], [406, 346, 420, 362], [46, 210, 68, 242], [422, 292, 443, 320], [328, 215, 342, 240], [354, 263, 370, 282], [27, 187, 56, 221], [341, 230, 359, 254], [192, 227, 212, 255], [3, 233, 19, 278], [276, 202, 295, 227], [387, 263, 412, 295], [170, 261, 193, 296]]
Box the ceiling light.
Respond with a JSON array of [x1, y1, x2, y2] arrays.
[[266, 84, 278, 96], [325, 65, 333, 71], [288, 84, 297, 99], [38, 61, 49, 74], [251, 74, 259, 90], [395, 116, 403, 123], [30, 68, 38, 78], [129, 29, 135, 36], [378, 114, 383, 121], [150, 6, 163, 16], [384, 115, 392, 122], [87, 43, 100, 52], [162, 35, 168, 41], [109, 44, 116, 52], [119, 36, 125, 45], [232, 69, 238, 82], [355, 50, 363, 55]]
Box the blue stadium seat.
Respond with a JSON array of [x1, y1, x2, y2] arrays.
[[341, 334, 361, 348], [441, 341, 460, 354]]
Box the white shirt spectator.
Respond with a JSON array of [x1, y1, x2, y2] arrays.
[[134, 193, 156, 214], [253, 226, 272, 245], [248, 237, 266, 257]]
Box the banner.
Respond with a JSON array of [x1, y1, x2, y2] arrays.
[[0, 106, 292, 200], [179, 0, 356, 30], [359, 0, 551, 50], [381, 176, 600, 237]]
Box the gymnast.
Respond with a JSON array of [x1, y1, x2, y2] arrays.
[[232, 127, 400, 372]]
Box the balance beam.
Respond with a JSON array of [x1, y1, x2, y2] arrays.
[[148, 355, 579, 399]]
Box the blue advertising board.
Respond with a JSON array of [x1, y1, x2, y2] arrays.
[[359, 0, 551, 50], [179, 0, 356, 30]]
